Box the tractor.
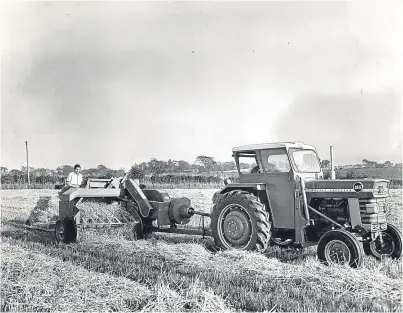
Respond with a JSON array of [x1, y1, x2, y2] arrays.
[[211, 142, 402, 267]]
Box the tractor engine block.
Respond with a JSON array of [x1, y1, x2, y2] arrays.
[[312, 198, 349, 224]]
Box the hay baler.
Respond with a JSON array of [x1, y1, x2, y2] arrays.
[[54, 174, 211, 243]]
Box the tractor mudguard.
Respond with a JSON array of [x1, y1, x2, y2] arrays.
[[212, 183, 267, 205], [218, 183, 266, 195]]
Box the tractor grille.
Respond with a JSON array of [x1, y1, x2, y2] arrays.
[[359, 198, 387, 225], [360, 212, 387, 224]]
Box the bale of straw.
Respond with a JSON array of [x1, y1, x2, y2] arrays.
[[25, 196, 58, 225], [76, 201, 136, 224]]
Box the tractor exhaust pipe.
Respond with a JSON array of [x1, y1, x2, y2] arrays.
[[330, 146, 336, 180]]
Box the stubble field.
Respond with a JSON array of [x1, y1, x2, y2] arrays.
[[1, 189, 402, 312]]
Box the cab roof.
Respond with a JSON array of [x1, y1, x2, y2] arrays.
[[232, 142, 316, 153]]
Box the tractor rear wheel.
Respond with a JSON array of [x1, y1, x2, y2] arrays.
[[363, 224, 402, 259], [317, 229, 364, 268], [55, 218, 77, 244], [211, 190, 271, 253]]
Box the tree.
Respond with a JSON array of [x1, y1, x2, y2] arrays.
[[9, 169, 23, 181], [96, 165, 110, 177], [320, 160, 331, 169], [177, 160, 191, 172], [1, 167, 8, 173], [56, 165, 74, 175], [221, 161, 236, 171], [239, 163, 251, 170], [195, 156, 217, 174], [21, 166, 35, 173], [345, 169, 354, 179], [129, 166, 145, 179], [362, 159, 377, 168], [148, 158, 165, 175], [97, 165, 107, 171], [32, 168, 51, 176]]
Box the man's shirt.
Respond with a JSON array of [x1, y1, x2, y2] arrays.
[[67, 172, 83, 186]]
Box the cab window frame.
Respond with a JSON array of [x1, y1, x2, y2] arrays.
[[259, 148, 292, 173], [234, 151, 260, 175], [289, 148, 321, 173]]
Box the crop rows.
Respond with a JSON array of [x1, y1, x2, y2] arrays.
[[1, 189, 402, 312]]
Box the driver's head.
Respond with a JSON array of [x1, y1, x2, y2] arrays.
[[74, 164, 81, 174]]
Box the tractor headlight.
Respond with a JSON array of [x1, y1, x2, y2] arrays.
[[366, 204, 379, 214]]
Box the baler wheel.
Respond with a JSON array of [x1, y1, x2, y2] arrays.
[[125, 200, 151, 239], [317, 229, 363, 268], [211, 190, 271, 253], [130, 209, 145, 239], [363, 223, 402, 260], [55, 218, 77, 244]]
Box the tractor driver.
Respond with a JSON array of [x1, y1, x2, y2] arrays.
[[66, 164, 83, 188]]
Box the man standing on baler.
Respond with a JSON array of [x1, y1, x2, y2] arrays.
[[66, 164, 83, 188]]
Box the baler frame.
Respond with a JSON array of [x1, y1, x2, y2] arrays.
[[19, 174, 214, 243]]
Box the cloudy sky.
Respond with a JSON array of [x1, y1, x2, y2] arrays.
[[1, 0, 401, 170]]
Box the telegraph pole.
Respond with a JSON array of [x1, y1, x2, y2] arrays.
[[330, 145, 336, 179], [25, 140, 30, 185]]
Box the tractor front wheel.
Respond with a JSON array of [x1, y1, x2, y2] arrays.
[[211, 190, 271, 253], [317, 229, 364, 268], [55, 218, 77, 244], [363, 224, 402, 259]]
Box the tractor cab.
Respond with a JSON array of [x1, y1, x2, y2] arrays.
[[226, 142, 324, 232], [232, 142, 323, 181]]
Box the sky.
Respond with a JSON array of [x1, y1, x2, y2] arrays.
[[1, 0, 402, 170]]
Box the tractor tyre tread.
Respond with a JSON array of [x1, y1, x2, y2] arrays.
[[211, 190, 271, 253], [317, 229, 363, 268], [364, 223, 403, 259]]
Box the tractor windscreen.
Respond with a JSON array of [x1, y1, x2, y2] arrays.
[[290, 149, 321, 173]]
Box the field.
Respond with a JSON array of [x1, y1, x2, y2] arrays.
[[1, 189, 403, 312], [335, 167, 402, 180]]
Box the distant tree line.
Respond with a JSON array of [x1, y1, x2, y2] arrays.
[[128, 156, 241, 179], [0, 156, 239, 186], [0, 165, 125, 185], [320, 159, 402, 169], [1, 155, 401, 188]]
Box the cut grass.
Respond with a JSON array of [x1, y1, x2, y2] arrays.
[[1, 189, 402, 312], [1, 242, 231, 312], [1, 242, 152, 312], [2, 225, 402, 312]]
